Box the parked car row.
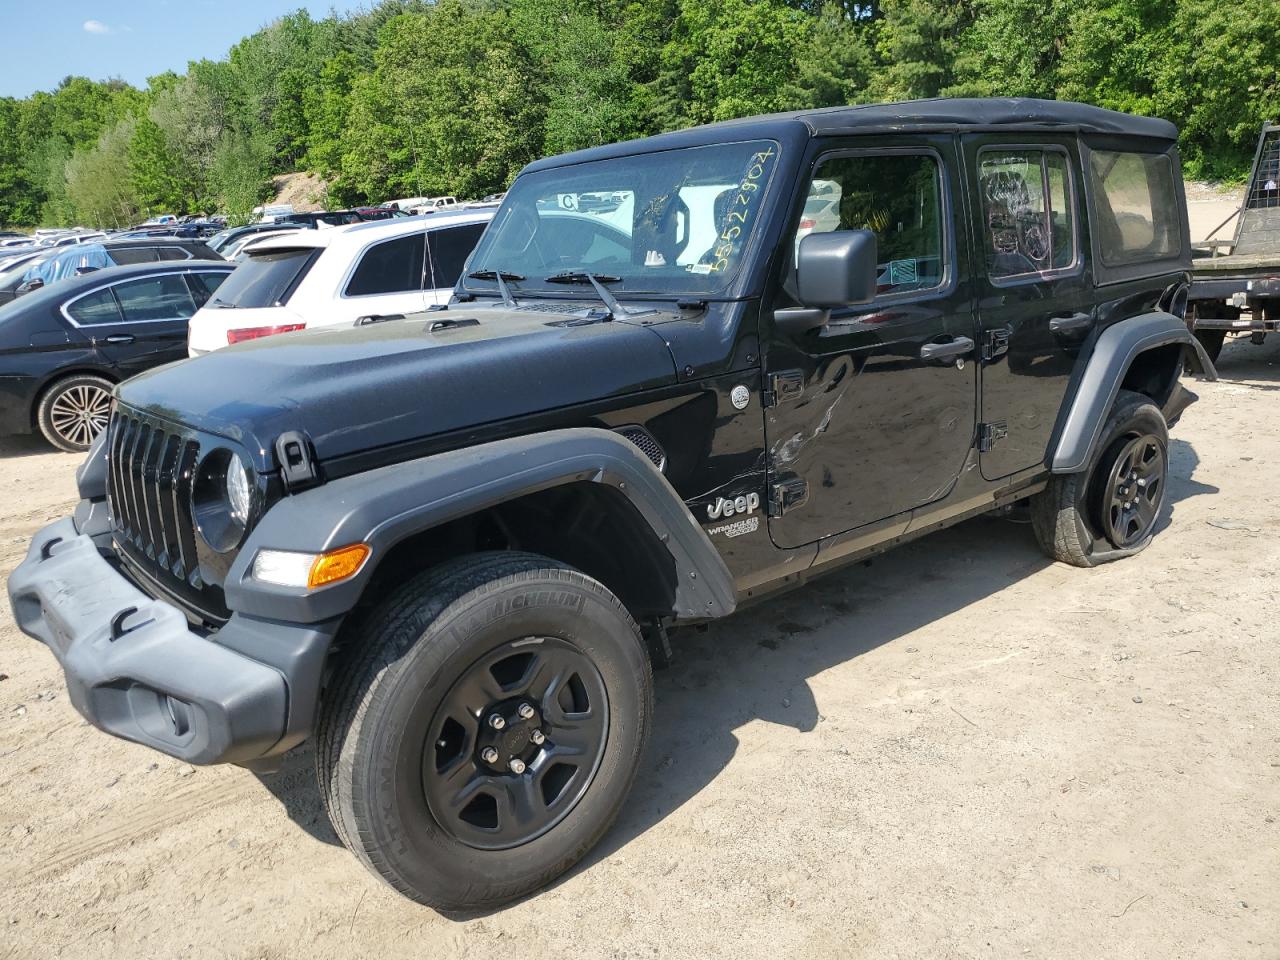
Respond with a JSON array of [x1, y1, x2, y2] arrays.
[[0, 260, 234, 451], [188, 209, 493, 353], [0, 237, 219, 306], [0, 209, 498, 451]]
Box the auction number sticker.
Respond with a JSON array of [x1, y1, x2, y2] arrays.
[[707, 146, 777, 273]]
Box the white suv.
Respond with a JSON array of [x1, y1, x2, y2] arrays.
[[187, 210, 493, 354]]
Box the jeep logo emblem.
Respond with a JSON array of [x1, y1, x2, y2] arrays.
[[707, 492, 761, 520]]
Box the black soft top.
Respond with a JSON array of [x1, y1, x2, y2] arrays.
[[523, 98, 1178, 174]]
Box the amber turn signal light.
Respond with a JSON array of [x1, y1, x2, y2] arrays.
[[308, 543, 371, 588]]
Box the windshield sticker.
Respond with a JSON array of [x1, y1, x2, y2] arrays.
[[707, 146, 777, 273]]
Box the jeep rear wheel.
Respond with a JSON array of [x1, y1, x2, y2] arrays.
[[1031, 390, 1169, 567], [316, 552, 652, 910]]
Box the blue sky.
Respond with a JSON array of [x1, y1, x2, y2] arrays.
[[0, 0, 369, 98]]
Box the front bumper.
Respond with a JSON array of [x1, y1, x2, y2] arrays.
[[8, 515, 338, 765]]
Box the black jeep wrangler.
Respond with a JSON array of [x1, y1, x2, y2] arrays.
[[9, 99, 1216, 910]]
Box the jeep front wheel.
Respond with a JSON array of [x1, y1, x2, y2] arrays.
[[1031, 389, 1169, 567], [316, 552, 652, 910]]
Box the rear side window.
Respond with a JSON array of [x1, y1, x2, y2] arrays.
[[1088, 150, 1180, 266], [155, 247, 191, 261], [108, 247, 161, 265], [426, 223, 487, 289], [65, 287, 123, 325], [186, 271, 230, 307], [345, 233, 425, 296], [978, 148, 1078, 281], [209, 249, 318, 309], [113, 274, 198, 321]]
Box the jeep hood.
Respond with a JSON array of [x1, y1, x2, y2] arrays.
[[117, 306, 679, 469]]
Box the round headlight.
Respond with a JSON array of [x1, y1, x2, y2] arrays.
[[227, 453, 251, 526], [192, 448, 254, 553]]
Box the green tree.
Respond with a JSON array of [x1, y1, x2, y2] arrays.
[[65, 117, 140, 228], [341, 3, 547, 200], [210, 129, 274, 224], [128, 114, 193, 216]]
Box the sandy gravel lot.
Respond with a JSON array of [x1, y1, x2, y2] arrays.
[[1, 339, 1277, 960]]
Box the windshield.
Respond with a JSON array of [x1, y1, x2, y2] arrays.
[[206, 248, 318, 309], [461, 140, 779, 297]]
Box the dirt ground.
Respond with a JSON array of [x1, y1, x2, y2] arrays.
[[1, 345, 1278, 960], [1185, 180, 1243, 243]]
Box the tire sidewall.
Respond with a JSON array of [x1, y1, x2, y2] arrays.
[[351, 568, 649, 903], [1073, 395, 1169, 556]]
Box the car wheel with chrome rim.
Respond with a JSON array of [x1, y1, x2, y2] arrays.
[[36, 374, 113, 453]]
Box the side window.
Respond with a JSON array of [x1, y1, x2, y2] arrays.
[[426, 223, 488, 289], [345, 233, 426, 296], [155, 247, 190, 261], [113, 274, 198, 322], [65, 287, 123, 326], [796, 153, 948, 298], [186, 271, 229, 307], [1087, 150, 1180, 266], [978, 148, 1078, 281], [109, 247, 161, 265]]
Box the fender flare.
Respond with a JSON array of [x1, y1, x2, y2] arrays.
[[225, 427, 737, 624], [1051, 311, 1217, 474]]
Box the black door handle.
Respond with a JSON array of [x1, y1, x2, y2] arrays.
[[920, 336, 974, 361], [104, 334, 135, 344], [1049, 312, 1093, 334]]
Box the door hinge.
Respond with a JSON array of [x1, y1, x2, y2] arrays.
[[769, 477, 809, 517], [982, 328, 1011, 361], [762, 370, 804, 407], [977, 421, 1008, 452]]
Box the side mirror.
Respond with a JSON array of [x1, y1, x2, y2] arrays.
[[775, 229, 879, 335]]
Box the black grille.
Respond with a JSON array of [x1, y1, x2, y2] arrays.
[[106, 408, 224, 620], [616, 426, 666, 472]]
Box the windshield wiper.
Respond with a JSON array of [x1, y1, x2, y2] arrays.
[[543, 271, 630, 319], [466, 268, 523, 308]]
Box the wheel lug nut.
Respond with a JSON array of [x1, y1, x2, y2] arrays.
[[530, 729, 545, 745], [509, 758, 526, 774], [481, 747, 499, 764], [488, 714, 506, 730], [517, 703, 535, 720]]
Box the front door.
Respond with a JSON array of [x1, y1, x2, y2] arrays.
[[961, 135, 1094, 479], [764, 137, 979, 550]]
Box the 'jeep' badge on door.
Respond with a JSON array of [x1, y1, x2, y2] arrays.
[[707, 492, 761, 520]]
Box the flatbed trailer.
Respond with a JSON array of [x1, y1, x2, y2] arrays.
[[1188, 122, 1280, 360]]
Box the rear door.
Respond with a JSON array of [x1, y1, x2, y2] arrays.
[[425, 222, 489, 303], [961, 135, 1093, 479], [338, 231, 428, 323]]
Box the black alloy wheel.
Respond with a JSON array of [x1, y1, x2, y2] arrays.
[[423, 636, 609, 850], [1097, 432, 1166, 549]]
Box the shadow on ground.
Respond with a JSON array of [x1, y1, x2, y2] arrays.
[[0, 435, 60, 459], [1210, 331, 1280, 383], [255, 432, 1218, 915]]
